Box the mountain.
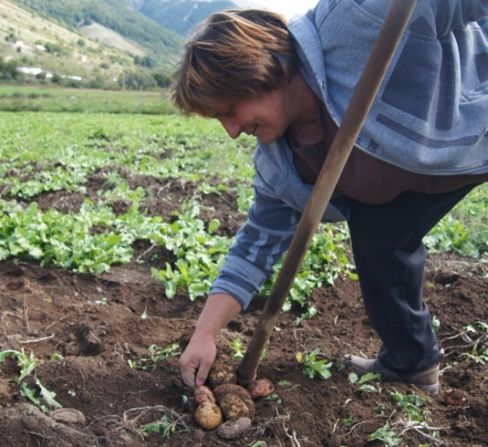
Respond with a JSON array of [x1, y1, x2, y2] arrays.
[[127, 0, 282, 37], [136, 0, 238, 36]]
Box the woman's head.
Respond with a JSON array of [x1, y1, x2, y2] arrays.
[[172, 9, 299, 116]]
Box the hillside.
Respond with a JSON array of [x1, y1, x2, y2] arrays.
[[137, 0, 238, 35], [9, 0, 183, 65], [80, 23, 145, 57], [0, 0, 144, 86]]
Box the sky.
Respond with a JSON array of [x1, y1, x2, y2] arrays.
[[239, 0, 319, 18]]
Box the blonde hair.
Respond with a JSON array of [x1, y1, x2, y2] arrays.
[[172, 9, 299, 115]]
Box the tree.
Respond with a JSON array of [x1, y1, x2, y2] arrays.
[[119, 70, 157, 90], [152, 72, 172, 88], [0, 57, 19, 80]]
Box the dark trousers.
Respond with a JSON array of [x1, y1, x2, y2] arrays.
[[347, 184, 477, 373]]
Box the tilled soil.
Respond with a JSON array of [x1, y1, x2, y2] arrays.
[[0, 175, 487, 446]]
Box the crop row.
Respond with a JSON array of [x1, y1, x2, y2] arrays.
[[0, 112, 486, 308]]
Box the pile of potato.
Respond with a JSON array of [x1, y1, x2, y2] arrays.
[[193, 357, 274, 440]]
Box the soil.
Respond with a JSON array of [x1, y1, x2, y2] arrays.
[[0, 175, 487, 447]]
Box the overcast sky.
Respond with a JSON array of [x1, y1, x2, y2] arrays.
[[240, 0, 319, 18]]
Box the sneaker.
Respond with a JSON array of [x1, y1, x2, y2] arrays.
[[346, 355, 440, 395]]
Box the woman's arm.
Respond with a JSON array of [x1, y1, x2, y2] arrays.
[[179, 178, 302, 387]]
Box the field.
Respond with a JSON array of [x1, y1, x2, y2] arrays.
[[0, 91, 487, 447], [0, 85, 176, 114]]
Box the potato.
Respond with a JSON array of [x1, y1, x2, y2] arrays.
[[213, 384, 255, 420], [207, 357, 237, 388], [194, 385, 215, 406], [219, 393, 254, 420], [247, 378, 275, 400], [194, 400, 223, 430], [213, 383, 252, 402], [217, 417, 252, 440]]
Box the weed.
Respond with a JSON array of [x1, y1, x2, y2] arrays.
[[369, 423, 402, 446], [139, 415, 180, 438], [390, 391, 429, 423], [368, 391, 441, 446], [264, 393, 282, 405], [230, 338, 245, 360], [128, 342, 181, 371], [442, 321, 488, 364], [462, 321, 488, 364], [295, 348, 333, 380], [432, 315, 441, 332], [348, 371, 381, 393], [0, 349, 62, 413]]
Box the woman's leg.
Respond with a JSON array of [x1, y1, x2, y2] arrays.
[[347, 184, 476, 374]]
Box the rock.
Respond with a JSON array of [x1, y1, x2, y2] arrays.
[[217, 417, 252, 440], [50, 408, 87, 426]]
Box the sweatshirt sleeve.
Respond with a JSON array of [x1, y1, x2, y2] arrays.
[[209, 176, 301, 309], [434, 0, 488, 37]]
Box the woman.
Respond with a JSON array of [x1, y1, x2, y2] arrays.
[[172, 1, 488, 395]]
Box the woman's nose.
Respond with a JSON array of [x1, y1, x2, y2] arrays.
[[219, 118, 242, 139]]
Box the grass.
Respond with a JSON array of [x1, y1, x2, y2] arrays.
[[425, 183, 488, 259], [0, 84, 177, 114], [0, 110, 254, 181]]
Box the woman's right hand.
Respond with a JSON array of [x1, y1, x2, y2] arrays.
[[178, 293, 242, 388], [179, 328, 217, 388]]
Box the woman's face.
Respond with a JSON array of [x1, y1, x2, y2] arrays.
[[213, 87, 292, 145]]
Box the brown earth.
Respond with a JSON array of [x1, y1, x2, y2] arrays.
[[0, 178, 487, 446]]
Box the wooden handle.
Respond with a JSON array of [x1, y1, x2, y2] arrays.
[[237, 0, 417, 385]]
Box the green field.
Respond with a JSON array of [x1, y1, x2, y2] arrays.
[[0, 99, 486, 303], [0, 85, 177, 114]]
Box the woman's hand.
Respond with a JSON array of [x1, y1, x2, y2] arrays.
[[179, 328, 217, 387], [178, 293, 242, 388]]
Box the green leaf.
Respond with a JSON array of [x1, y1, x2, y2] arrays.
[[357, 384, 379, 393], [348, 372, 359, 384], [208, 218, 220, 234], [20, 383, 43, 408], [0, 349, 19, 363], [358, 372, 381, 384], [36, 378, 63, 409]]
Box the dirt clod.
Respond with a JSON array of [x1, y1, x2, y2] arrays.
[[217, 417, 252, 440]]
